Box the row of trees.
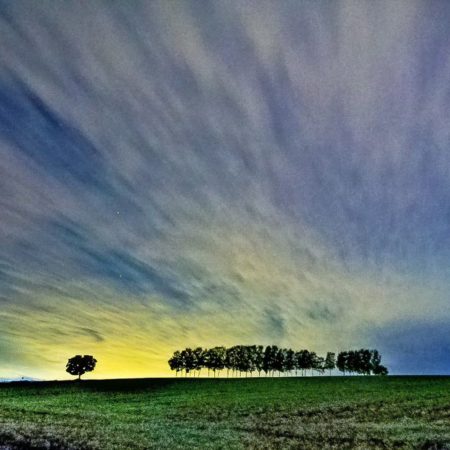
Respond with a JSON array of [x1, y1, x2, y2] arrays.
[[337, 350, 388, 375], [168, 346, 388, 377]]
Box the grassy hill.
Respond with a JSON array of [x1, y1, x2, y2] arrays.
[[0, 376, 449, 449]]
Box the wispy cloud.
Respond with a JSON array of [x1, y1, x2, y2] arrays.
[[1, 1, 450, 377]]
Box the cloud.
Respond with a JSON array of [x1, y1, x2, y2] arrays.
[[0, 1, 449, 376]]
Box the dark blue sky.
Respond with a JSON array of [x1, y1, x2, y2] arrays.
[[0, 1, 449, 377]]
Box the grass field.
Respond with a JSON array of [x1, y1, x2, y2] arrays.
[[0, 376, 449, 449]]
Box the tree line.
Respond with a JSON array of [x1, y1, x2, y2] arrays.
[[168, 346, 388, 377]]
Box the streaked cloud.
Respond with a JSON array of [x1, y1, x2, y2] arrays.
[[1, 0, 449, 377]]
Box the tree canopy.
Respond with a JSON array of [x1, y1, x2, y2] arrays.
[[66, 355, 97, 380]]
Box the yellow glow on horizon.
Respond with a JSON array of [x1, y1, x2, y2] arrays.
[[2, 219, 448, 380]]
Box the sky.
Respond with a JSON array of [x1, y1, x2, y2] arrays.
[[0, 0, 449, 379]]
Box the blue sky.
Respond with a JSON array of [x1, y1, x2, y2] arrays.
[[0, 1, 449, 378]]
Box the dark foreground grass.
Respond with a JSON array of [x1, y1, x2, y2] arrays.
[[0, 376, 449, 449]]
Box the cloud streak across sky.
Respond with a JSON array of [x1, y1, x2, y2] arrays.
[[0, 1, 450, 377]]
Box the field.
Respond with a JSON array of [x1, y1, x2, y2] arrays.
[[0, 376, 449, 449]]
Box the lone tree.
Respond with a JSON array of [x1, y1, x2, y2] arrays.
[[66, 355, 97, 380]]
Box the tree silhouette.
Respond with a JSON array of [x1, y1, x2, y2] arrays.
[[206, 347, 226, 377], [373, 364, 389, 376], [337, 351, 348, 375], [168, 350, 182, 376], [295, 349, 312, 376], [324, 352, 336, 375], [347, 350, 358, 375], [359, 349, 373, 375], [236, 345, 250, 376], [66, 355, 97, 380], [311, 354, 325, 375], [273, 347, 286, 376], [263, 345, 276, 376], [193, 347, 205, 377], [180, 348, 196, 376], [225, 346, 239, 377], [254, 345, 265, 377], [371, 349, 382, 373], [371, 350, 388, 375], [284, 349, 295, 376], [244, 346, 256, 377]]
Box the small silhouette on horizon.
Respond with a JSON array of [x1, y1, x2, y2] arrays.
[[66, 355, 97, 380]]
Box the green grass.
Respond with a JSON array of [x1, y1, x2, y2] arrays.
[[0, 376, 449, 449]]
